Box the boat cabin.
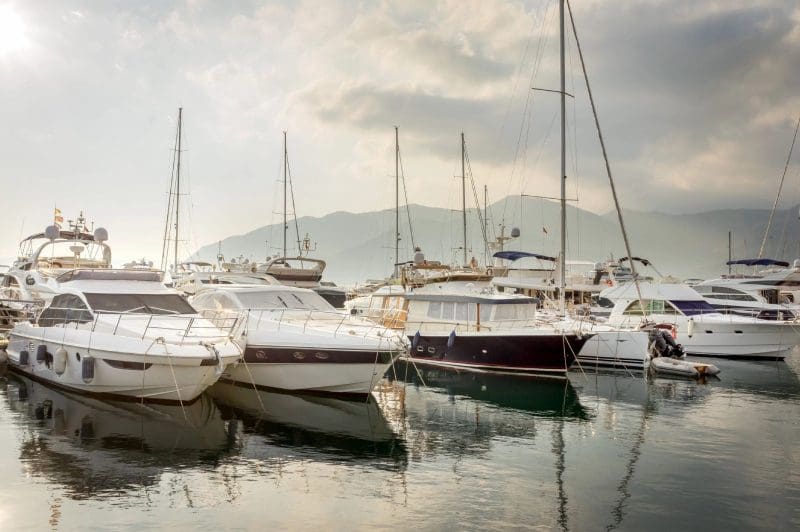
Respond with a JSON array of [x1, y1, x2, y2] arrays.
[[404, 292, 539, 333]]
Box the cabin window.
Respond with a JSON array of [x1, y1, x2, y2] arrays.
[[670, 300, 717, 316], [235, 290, 334, 311], [622, 299, 679, 316], [427, 302, 442, 319], [441, 302, 455, 321], [455, 303, 469, 321], [479, 304, 492, 322], [38, 294, 94, 327], [494, 303, 534, 321], [84, 293, 196, 315]]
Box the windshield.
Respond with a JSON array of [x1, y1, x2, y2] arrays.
[[236, 290, 334, 311], [84, 293, 196, 315], [670, 300, 718, 316], [200, 275, 274, 285]]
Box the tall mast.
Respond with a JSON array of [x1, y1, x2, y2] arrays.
[[558, 0, 567, 313], [174, 107, 182, 272], [461, 131, 467, 266], [283, 130, 288, 257], [728, 231, 732, 275], [484, 185, 489, 265], [395, 126, 400, 276]]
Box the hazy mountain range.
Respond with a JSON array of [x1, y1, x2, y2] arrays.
[[191, 197, 800, 286]]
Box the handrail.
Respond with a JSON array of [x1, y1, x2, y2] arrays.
[[27, 307, 240, 344], [198, 307, 404, 344]]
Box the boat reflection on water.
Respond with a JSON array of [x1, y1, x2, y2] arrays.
[[393, 360, 588, 419], [1, 368, 234, 500], [207, 381, 407, 470]]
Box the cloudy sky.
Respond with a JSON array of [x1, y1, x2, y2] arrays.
[[1, 0, 799, 264]]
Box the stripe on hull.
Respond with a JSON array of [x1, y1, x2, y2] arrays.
[[243, 346, 396, 365]]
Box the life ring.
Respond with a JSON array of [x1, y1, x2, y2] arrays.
[[486, 267, 493, 276]]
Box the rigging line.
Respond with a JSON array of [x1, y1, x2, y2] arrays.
[[758, 113, 800, 259], [566, 0, 647, 319], [501, 0, 556, 224], [160, 115, 181, 271], [286, 156, 302, 256], [397, 145, 417, 251], [463, 143, 490, 253]]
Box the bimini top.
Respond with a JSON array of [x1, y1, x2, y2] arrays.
[[492, 251, 557, 262], [21, 230, 95, 243], [726, 258, 790, 267]]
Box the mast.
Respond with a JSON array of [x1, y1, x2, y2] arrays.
[[283, 130, 288, 257], [558, 0, 567, 313], [758, 114, 800, 259], [395, 126, 400, 276], [461, 131, 467, 266], [174, 107, 182, 272], [728, 231, 732, 275], [484, 185, 489, 265]]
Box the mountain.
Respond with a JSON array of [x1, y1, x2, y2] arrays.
[[190, 197, 800, 285]]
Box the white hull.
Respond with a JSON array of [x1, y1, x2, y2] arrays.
[[7, 326, 239, 403], [225, 358, 396, 396], [608, 316, 800, 359], [575, 329, 651, 371]]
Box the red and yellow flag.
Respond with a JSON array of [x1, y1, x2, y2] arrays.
[[54, 207, 63, 228]]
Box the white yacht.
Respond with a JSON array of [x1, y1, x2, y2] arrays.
[[694, 259, 800, 320], [601, 281, 800, 359], [191, 285, 407, 398], [5, 269, 242, 403]]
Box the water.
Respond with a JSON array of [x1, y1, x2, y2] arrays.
[[0, 355, 798, 531]]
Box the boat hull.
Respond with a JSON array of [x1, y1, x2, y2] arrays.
[[6, 330, 238, 404], [575, 329, 651, 371], [404, 332, 584, 375], [223, 346, 399, 398]]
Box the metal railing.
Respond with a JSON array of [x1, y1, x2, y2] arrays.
[[199, 307, 405, 344], [28, 306, 242, 345]]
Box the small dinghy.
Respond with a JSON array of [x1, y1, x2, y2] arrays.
[[650, 356, 720, 379]]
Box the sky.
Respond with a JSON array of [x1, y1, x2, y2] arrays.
[[0, 0, 799, 266]]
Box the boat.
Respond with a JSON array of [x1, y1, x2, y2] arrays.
[[649, 356, 720, 379], [191, 284, 407, 397], [402, 288, 584, 375], [694, 259, 800, 320], [174, 270, 280, 296], [1, 213, 112, 333], [5, 268, 242, 403], [601, 281, 800, 359]]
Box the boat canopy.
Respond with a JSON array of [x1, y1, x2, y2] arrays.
[[492, 251, 557, 262], [725, 258, 790, 267]]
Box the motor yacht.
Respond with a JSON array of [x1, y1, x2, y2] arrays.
[[191, 284, 407, 397], [403, 290, 584, 375], [694, 259, 800, 320], [601, 281, 800, 359], [5, 269, 242, 403]]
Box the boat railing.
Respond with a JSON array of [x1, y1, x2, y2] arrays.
[[32, 307, 242, 345], [404, 317, 540, 333], [200, 307, 402, 343]]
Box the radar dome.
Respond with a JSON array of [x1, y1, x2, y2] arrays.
[[413, 250, 425, 265], [510, 227, 521, 238], [94, 227, 109, 242], [44, 225, 60, 241]]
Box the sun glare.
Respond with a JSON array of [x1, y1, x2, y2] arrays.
[[0, 4, 28, 55]]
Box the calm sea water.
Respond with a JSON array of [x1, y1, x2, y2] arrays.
[[0, 354, 798, 531]]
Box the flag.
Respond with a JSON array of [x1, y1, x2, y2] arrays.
[[54, 207, 63, 228]]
